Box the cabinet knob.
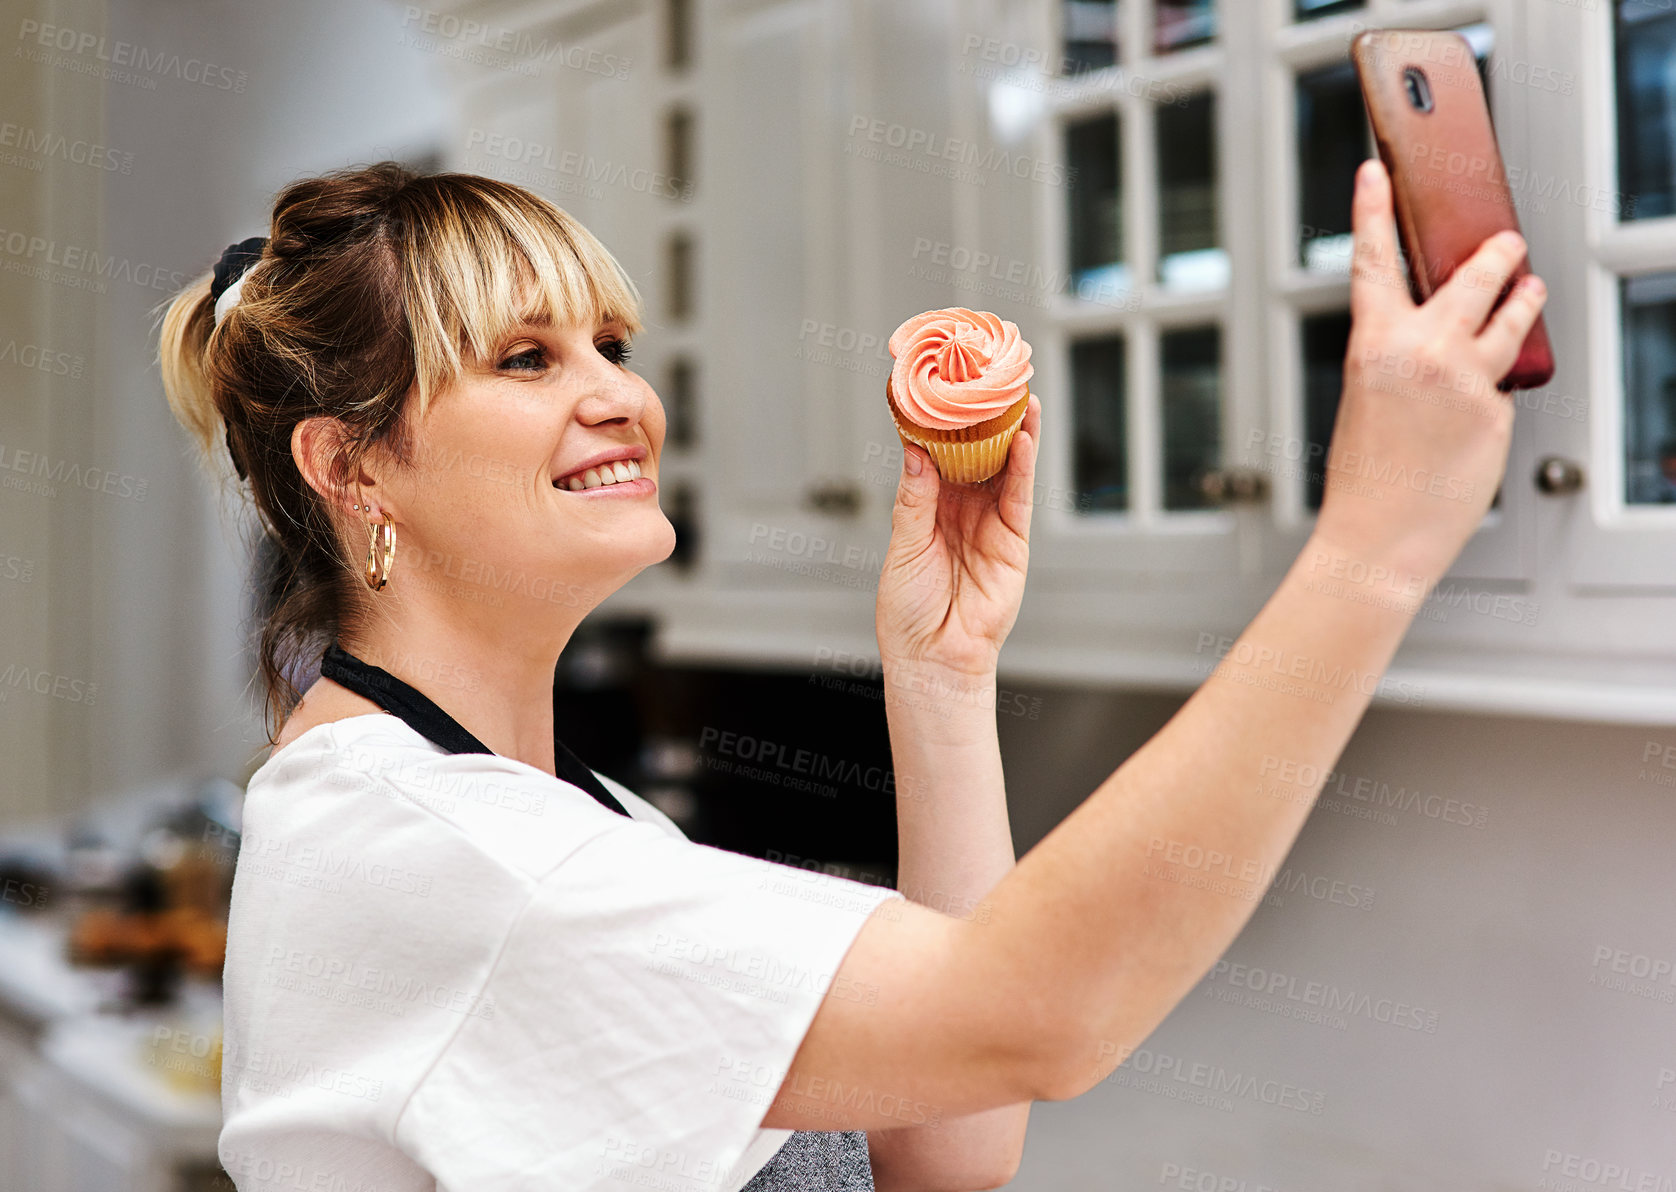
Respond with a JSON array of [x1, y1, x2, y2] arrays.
[[1198, 467, 1271, 505], [805, 481, 862, 516], [1534, 456, 1585, 496]]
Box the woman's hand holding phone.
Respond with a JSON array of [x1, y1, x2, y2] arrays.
[[1314, 157, 1548, 590]]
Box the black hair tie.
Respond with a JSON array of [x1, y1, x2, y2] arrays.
[[210, 236, 268, 481], [210, 236, 268, 305]]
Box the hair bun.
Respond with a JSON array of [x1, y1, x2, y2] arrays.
[[267, 162, 417, 261]]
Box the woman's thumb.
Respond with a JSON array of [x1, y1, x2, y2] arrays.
[[889, 442, 938, 550]]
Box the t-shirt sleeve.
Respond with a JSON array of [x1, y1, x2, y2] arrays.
[[393, 814, 905, 1191]]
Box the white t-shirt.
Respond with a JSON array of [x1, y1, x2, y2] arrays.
[[219, 711, 904, 1191]]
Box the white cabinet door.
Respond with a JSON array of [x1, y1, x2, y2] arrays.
[[1021, 0, 1255, 585], [1532, 0, 1676, 592], [447, 8, 659, 282], [700, 0, 891, 605]]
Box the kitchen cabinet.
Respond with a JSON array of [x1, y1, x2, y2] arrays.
[[432, 0, 1676, 721]]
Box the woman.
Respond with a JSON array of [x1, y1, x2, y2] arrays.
[[159, 158, 1544, 1191]]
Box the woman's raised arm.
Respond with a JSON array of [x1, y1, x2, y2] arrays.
[[864, 402, 1041, 1188], [762, 157, 1548, 1132]]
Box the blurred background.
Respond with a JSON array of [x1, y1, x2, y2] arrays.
[[2, 0, 1675, 1187]]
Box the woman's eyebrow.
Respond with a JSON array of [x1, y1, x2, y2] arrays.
[[504, 311, 623, 336]]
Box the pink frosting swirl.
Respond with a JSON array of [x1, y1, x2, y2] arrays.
[[888, 308, 1033, 431]]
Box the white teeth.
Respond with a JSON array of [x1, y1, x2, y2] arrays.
[[556, 458, 644, 490]]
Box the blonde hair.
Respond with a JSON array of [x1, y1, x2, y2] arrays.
[[156, 160, 643, 742]]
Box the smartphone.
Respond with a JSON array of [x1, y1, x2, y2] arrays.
[[1351, 29, 1554, 390]]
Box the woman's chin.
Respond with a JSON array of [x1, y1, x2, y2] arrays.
[[588, 517, 679, 578], [651, 518, 678, 563]]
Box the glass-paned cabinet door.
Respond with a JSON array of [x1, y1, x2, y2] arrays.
[[1299, 310, 1352, 512], [1622, 274, 1676, 506], [1067, 112, 1126, 296], [1155, 0, 1215, 54], [1161, 326, 1222, 509], [1294, 0, 1361, 21], [1295, 60, 1363, 275], [1536, 0, 1676, 588], [1033, 0, 1251, 579], [1072, 335, 1130, 512], [1614, 0, 1676, 222], [1157, 94, 1226, 291], [1061, 0, 1119, 73]]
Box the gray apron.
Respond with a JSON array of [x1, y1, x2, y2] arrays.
[[741, 1131, 875, 1191]]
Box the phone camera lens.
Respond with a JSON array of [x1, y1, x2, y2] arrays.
[[1402, 66, 1435, 113]]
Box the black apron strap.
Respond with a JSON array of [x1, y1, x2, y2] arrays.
[[319, 639, 631, 818]]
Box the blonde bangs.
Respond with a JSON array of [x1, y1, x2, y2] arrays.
[[396, 175, 644, 417]]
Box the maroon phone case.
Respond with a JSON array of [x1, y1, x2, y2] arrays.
[[1351, 29, 1554, 390]]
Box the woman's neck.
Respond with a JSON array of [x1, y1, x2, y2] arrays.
[[342, 608, 583, 778]]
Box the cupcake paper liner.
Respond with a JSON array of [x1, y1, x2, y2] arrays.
[[886, 380, 1029, 485]]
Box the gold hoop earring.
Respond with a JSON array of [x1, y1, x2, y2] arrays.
[[365, 512, 396, 591]]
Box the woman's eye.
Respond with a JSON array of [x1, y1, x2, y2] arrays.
[[499, 347, 545, 371], [598, 336, 634, 366]]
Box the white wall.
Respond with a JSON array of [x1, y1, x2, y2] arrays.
[[998, 687, 1676, 1190], [88, 0, 449, 800]]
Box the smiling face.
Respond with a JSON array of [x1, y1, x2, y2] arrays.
[[379, 311, 676, 618], [280, 172, 675, 638]]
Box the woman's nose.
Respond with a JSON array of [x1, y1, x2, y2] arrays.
[[574, 372, 648, 427]]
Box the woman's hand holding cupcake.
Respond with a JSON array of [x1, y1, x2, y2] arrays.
[[875, 386, 1041, 686]]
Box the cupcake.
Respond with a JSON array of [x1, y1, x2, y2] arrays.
[[886, 307, 1033, 484]]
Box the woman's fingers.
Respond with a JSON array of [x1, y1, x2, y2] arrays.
[[1349, 159, 1414, 323], [1473, 272, 1548, 382], [997, 396, 1040, 542], [1426, 229, 1530, 338]]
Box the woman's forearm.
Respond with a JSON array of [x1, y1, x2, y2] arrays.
[[882, 664, 1016, 906], [867, 665, 1030, 1192], [964, 532, 1419, 1098], [771, 532, 1426, 1128]]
